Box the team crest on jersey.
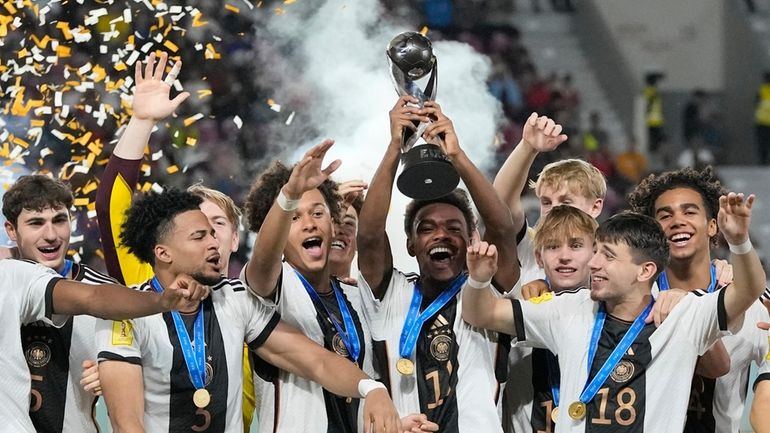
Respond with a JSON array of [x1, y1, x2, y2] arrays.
[[204, 360, 214, 386], [111, 320, 134, 346], [529, 291, 554, 304], [25, 342, 51, 367], [430, 334, 452, 362], [610, 360, 635, 383], [332, 333, 350, 358]]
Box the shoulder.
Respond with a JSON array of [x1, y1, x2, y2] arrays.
[[75, 263, 119, 284], [211, 277, 249, 293]]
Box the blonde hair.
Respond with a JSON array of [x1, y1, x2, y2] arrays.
[[533, 205, 598, 251], [187, 183, 242, 229], [530, 159, 606, 201]]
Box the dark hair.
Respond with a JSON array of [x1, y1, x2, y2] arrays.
[[403, 188, 476, 236], [595, 212, 670, 279], [349, 193, 364, 216], [244, 161, 341, 232], [2, 175, 74, 225], [627, 166, 726, 243], [120, 189, 203, 265]]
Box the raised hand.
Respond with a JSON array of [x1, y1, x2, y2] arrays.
[[283, 139, 341, 199], [160, 274, 209, 311], [421, 101, 462, 159], [717, 192, 755, 245], [337, 179, 368, 211], [467, 234, 498, 284], [521, 112, 568, 152], [132, 51, 190, 121], [389, 96, 430, 147]]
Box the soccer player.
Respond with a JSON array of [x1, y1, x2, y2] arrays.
[[750, 341, 770, 433], [96, 189, 400, 433], [462, 192, 766, 431], [628, 166, 770, 432], [0, 253, 207, 433], [329, 180, 366, 282], [503, 205, 596, 433], [2, 175, 118, 432], [355, 96, 520, 432]]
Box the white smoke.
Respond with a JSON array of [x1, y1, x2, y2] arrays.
[[259, 0, 502, 272]]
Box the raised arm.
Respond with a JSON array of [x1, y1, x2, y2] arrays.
[[244, 140, 341, 298], [492, 113, 568, 232], [357, 96, 427, 299], [718, 192, 766, 327], [422, 101, 519, 290], [255, 321, 400, 433], [461, 237, 516, 334], [96, 51, 189, 284]]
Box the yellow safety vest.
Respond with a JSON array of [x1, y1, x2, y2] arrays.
[[755, 84, 770, 126]]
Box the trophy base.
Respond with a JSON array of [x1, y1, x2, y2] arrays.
[[397, 144, 460, 200]]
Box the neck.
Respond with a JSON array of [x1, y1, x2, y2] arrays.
[[666, 252, 712, 292], [330, 262, 351, 280], [605, 287, 652, 322], [155, 267, 201, 312], [420, 273, 460, 301], [303, 268, 333, 295]]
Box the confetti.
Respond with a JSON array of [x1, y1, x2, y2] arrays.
[[285, 111, 295, 126], [183, 113, 204, 126], [225, 4, 241, 13], [233, 115, 243, 129]]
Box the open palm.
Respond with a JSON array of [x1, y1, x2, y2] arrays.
[[132, 52, 189, 121]]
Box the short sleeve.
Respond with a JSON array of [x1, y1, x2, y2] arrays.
[[512, 291, 570, 352], [674, 290, 732, 355], [754, 358, 770, 391], [7, 260, 64, 325], [96, 318, 142, 365]]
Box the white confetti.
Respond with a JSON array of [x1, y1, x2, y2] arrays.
[[151, 183, 164, 193], [152, 149, 164, 161], [233, 115, 243, 129], [285, 111, 295, 126]]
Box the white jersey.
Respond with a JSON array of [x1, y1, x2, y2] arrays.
[[505, 224, 544, 300], [513, 288, 731, 433], [244, 261, 374, 433], [754, 350, 770, 390], [96, 277, 279, 433], [22, 263, 116, 433], [685, 289, 770, 433], [0, 259, 64, 433], [359, 269, 502, 433]]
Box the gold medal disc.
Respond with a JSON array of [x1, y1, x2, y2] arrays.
[[568, 401, 586, 420], [193, 389, 210, 408], [396, 358, 414, 375], [551, 407, 559, 423]]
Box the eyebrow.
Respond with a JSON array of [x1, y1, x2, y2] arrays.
[[190, 229, 209, 238], [655, 202, 701, 215], [602, 244, 617, 256]]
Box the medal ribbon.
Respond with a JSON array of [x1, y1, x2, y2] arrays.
[[150, 277, 206, 390], [59, 259, 73, 277], [657, 263, 717, 292], [399, 272, 467, 360], [294, 270, 361, 362], [542, 277, 561, 408], [577, 299, 654, 406]]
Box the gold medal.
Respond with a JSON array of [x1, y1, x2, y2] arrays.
[[193, 389, 210, 408], [551, 407, 559, 423], [396, 358, 414, 375], [568, 401, 586, 420]]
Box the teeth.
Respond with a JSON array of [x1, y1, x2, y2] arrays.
[[670, 233, 691, 242], [429, 247, 451, 255], [331, 240, 346, 250], [557, 268, 576, 273]]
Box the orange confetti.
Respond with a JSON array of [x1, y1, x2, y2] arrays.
[[225, 4, 240, 13], [284, 0, 296, 4], [163, 39, 178, 52], [30, 35, 51, 48], [204, 43, 221, 60], [186, 137, 197, 146], [30, 119, 45, 127], [197, 89, 212, 99], [17, 47, 28, 58], [55, 45, 71, 58], [0, 14, 13, 38], [420, 26, 429, 36], [166, 165, 179, 174], [183, 113, 203, 126], [56, 21, 73, 40], [74, 198, 90, 207], [192, 12, 208, 27], [3, 2, 17, 14]]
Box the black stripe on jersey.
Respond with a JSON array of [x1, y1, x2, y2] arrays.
[[210, 277, 247, 292], [98, 351, 142, 365], [683, 375, 717, 433], [167, 297, 229, 433], [44, 277, 64, 318], [586, 316, 654, 433], [754, 373, 770, 391], [247, 312, 281, 350], [529, 348, 556, 432], [494, 333, 511, 384], [760, 287, 770, 302], [717, 288, 727, 331], [23, 317, 74, 432], [372, 340, 392, 393], [554, 286, 586, 296], [511, 300, 526, 342]]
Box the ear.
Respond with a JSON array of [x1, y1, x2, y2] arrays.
[[230, 230, 240, 253], [589, 198, 604, 219], [535, 248, 544, 269], [154, 244, 173, 265], [636, 261, 658, 283], [707, 218, 717, 238], [406, 237, 415, 257], [4, 221, 17, 242]]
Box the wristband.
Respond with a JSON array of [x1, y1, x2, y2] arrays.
[[276, 190, 300, 212], [728, 239, 753, 255], [358, 379, 386, 398], [466, 277, 492, 289]]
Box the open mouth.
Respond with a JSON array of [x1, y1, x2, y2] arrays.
[[331, 239, 346, 251], [555, 266, 577, 275], [37, 245, 61, 259], [668, 233, 692, 247], [428, 246, 454, 263], [302, 237, 324, 259], [206, 253, 221, 266]]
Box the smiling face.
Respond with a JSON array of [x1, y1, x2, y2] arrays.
[[199, 199, 239, 272], [155, 210, 222, 285], [653, 187, 716, 263], [284, 188, 334, 277], [408, 203, 469, 284], [536, 233, 593, 291], [5, 206, 71, 273], [588, 239, 646, 303], [329, 204, 358, 277]]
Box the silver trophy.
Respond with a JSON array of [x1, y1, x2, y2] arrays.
[[387, 31, 459, 200]]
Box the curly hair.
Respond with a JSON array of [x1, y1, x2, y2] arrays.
[[627, 166, 727, 236], [2, 175, 73, 225], [120, 189, 203, 265], [404, 188, 476, 236], [244, 161, 342, 232]]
